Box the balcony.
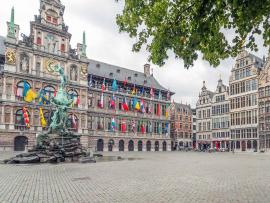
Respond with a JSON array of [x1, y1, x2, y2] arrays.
[[14, 124, 29, 131]]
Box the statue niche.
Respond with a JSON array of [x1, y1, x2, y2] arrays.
[[20, 53, 29, 72], [70, 65, 78, 81]]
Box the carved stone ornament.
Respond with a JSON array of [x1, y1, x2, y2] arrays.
[[44, 58, 58, 73], [80, 65, 87, 79], [5, 49, 16, 65]]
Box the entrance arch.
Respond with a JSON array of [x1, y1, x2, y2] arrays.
[[138, 140, 143, 151], [253, 140, 258, 150], [108, 139, 114, 152], [155, 141, 159, 151], [247, 140, 252, 149], [236, 141, 240, 149], [162, 141, 167, 151], [14, 136, 28, 151], [119, 140, 124, 151], [97, 139, 104, 151], [241, 140, 246, 151], [128, 140, 134, 151], [146, 141, 151, 151]]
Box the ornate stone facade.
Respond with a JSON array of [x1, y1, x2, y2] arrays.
[[170, 102, 192, 150], [229, 50, 263, 151], [87, 62, 172, 152], [211, 78, 230, 150], [258, 53, 270, 151], [0, 0, 173, 152], [196, 81, 213, 150], [0, 0, 88, 151]]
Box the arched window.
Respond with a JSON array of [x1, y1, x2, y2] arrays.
[[68, 89, 79, 107], [44, 86, 55, 101], [15, 81, 30, 101], [37, 37, 42, 45], [67, 114, 79, 132], [61, 44, 65, 53], [15, 109, 30, 130]]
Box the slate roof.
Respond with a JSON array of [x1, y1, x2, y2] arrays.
[[173, 102, 191, 112], [88, 59, 169, 92], [0, 36, 5, 56]]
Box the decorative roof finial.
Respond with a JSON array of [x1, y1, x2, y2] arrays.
[[8, 6, 15, 37], [82, 31, 87, 57]]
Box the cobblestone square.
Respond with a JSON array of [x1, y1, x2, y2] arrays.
[[1, 152, 270, 203]]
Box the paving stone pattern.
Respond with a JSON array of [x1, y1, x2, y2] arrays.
[[0, 152, 270, 203]]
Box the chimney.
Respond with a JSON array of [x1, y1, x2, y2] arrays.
[[144, 63, 151, 77]]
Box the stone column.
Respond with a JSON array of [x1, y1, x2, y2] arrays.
[[11, 78, 15, 101], [2, 77, 6, 100]]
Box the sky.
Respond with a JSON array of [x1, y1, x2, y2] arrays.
[[0, 0, 268, 108]]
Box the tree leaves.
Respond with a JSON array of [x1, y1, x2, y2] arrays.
[[116, 0, 270, 68]]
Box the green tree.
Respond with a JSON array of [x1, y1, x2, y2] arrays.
[[116, 0, 270, 68]]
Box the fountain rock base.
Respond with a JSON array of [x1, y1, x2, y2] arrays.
[[4, 135, 95, 164]]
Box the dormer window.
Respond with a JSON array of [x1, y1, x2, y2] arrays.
[[109, 72, 113, 77], [117, 69, 120, 73], [46, 9, 58, 25], [134, 73, 138, 77], [96, 63, 100, 68], [128, 76, 131, 80]]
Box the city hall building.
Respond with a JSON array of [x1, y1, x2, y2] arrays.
[[0, 0, 173, 152]]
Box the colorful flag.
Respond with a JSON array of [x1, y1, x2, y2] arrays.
[[158, 91, 162, 100], [157, 103, 161, 116], [148, 102, 152, 113], [24, 89, 37, 102], [22, 107, 30, 128], [110, 94, 116, 109], [39, 107, 47, 127], [88, 74, 93, 87], [165, 104, 169, 118], [76, 96, 80, 105], [131, 84, 136, 95], [135, 100, 140, 110], [123, 77, 127, 87], [72, 114, 77, 129], [54, 89, 56, 97], [121, 120, 126, 132], [149, 121, 152, 133], [102, 78, 105, 92], [141, 122, 145, 133], [23, 81, 37, 102], [122, 97, 129, 111], [132, 98, 137, 109], [100, 93, 104, 108], [131, 120, 136, 133], [150, 86, 154, 99], [23, 81, 30, 97], [166, 90, 170, 101], [165, 123, 169, 134], [112, 79, 118, 91], [140, 99, 145, 113], [111, 117, 116, 131]]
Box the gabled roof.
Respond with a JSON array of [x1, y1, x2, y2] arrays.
[[173, 102, 191, 112], [0, 36, 5, 56], [87, 59, 169, 92]]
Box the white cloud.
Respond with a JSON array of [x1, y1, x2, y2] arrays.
[[0, 0, 268, 108]]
